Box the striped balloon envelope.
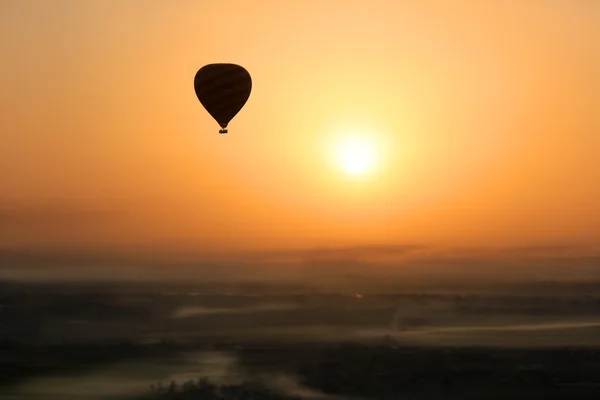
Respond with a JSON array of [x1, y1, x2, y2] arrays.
[[193, 63, 252, 134]]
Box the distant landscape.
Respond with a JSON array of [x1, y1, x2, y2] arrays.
[[2, 278, 600, 399]]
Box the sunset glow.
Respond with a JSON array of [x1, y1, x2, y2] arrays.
[[334, 134, 378, 177], [0, 0, 598, 280]]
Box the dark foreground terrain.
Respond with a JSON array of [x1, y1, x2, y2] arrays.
[[2, 279, 600, 399], [3, 340, 600, 399]]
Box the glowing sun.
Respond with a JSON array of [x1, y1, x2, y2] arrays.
[[334, 135, 379, 176]]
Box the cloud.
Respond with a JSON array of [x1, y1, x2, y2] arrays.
[[0, 247, 138, 269], [289, 244, 423, 259], [0, 242, 599, 283], [0, 202, 123, 230]]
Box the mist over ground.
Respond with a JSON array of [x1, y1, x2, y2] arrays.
[[2, 276, 600, 399]]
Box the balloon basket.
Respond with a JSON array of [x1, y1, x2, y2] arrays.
[[219, 129, 228, 134]]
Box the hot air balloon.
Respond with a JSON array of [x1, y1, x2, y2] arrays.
[[193, 63, 252, 134]]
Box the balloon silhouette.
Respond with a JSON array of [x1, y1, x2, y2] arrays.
[[194, 63, 252, 134]]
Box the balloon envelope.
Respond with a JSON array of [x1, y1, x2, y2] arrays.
[[194, 63, 252, 132]]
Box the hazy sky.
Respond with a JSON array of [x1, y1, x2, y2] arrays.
[[1, 1, 599, 278]]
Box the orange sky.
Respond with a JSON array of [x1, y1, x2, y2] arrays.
[[1, 1, 599, 269]]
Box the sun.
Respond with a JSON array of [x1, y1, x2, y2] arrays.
[[334, 134, 378, 176]]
